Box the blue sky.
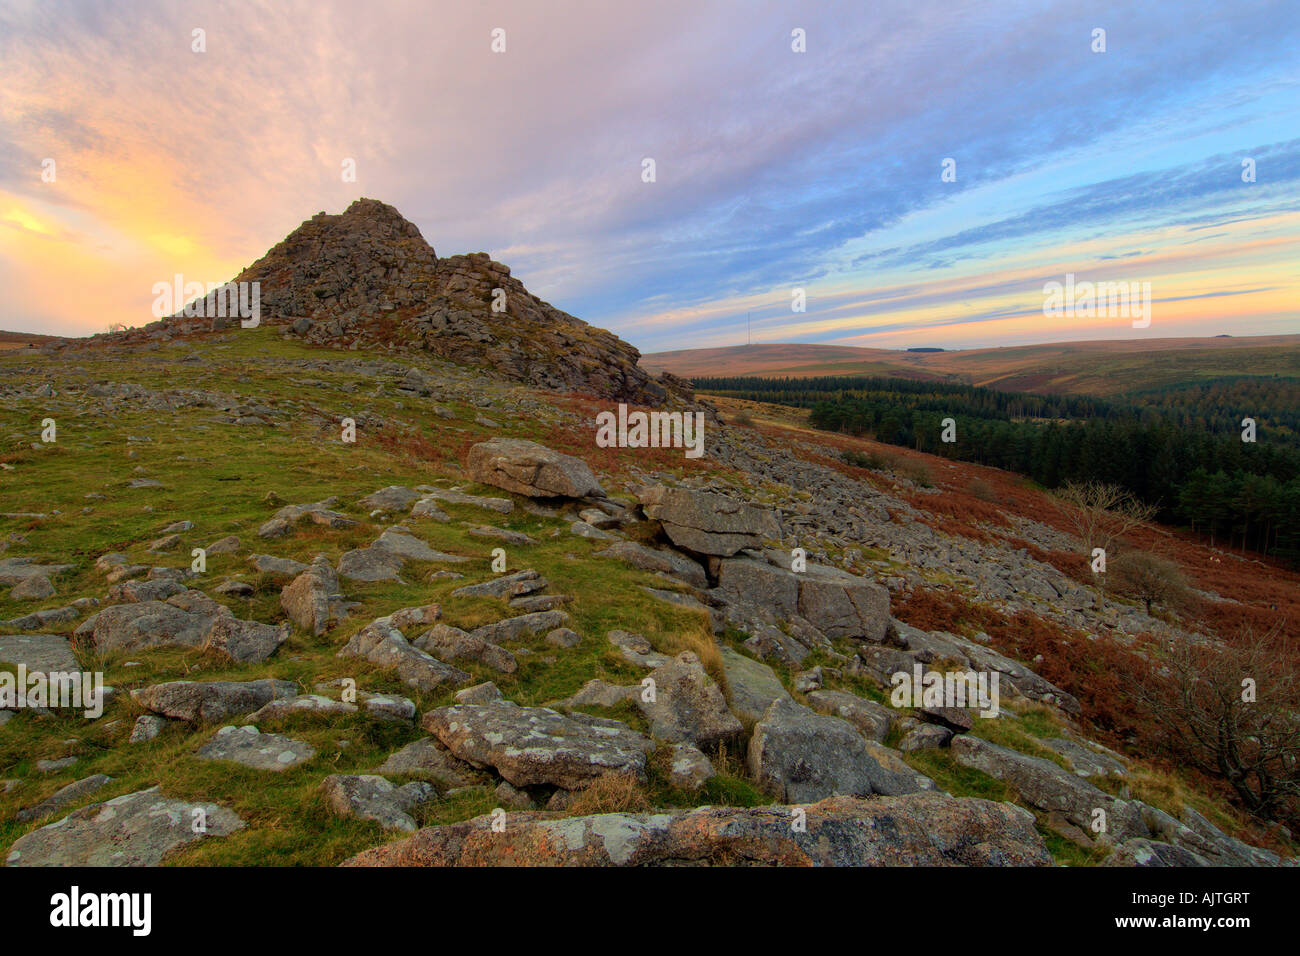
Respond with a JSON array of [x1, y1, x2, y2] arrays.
[[2, 0, 1297, 349]]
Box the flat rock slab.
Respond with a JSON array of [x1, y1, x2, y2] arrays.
[[197, 725, 316, 771], [414, 487, 514, 514], [470, 610, 567, 644], [6, 787, 245, 866], [806, 690, 894, 742], [359, 486, 422, 511], [0, 633, 80, 674], [132, 679, 298, 722], [597, 541, 708, 589], [466, 438, 606, 498], [452, 569, 547, 600], [342, 792, 1052, 867], [422, 701, 652, 790], [85, 590, 287, 664], [16, 773, 113, 823]]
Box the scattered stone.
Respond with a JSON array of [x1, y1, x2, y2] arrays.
[[10, 574, 55, 600], [454, 681, 504, 705], [205, 535, 241, 554], [452, 569, 546, 599], [668, 743, 715, 790], [607, 629, 670, 669], [129, 715, 167, 743], [248, 554, 309, 576], [467, 525, 536, 546], [36, 757, 78, 773], [146, 533, 182, 553], [415, 623, 517, 673], [359, 486, 421, 511], [337, 617, 471, 694], [899, 724, 953, 751], [471, 610, 568, 643], [545, 627, 581, 648], [377, 737, 488, 788], [337, 547, 406, 582], [280, 556, 342, 636]]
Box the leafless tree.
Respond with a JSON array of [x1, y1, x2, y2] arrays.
[[1055, 480, 1158, 556]]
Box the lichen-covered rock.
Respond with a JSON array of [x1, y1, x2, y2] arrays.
[[341, 792, 1053, 867], [6, 787, 244, 866]]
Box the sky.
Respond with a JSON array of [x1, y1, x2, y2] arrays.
[[2, 0, 1297, 352]]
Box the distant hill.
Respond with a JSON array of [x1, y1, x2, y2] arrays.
[[642, 336, 1300, 396], [0, 330, 60, 350]]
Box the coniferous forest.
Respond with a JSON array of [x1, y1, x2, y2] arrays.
[[695, 375, 1300, 559]]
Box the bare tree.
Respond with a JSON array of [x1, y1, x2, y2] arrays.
[[1055, 480, 1158, 557], [1135, 624, 1300, 824], [1112, 550, 1190, 615]]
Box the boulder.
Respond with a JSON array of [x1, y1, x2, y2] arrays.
[[748, 698, 924, 801], [718, 647, 792, 725], [466, 438, 606, 498], [638, 486, 779, 556], [320, 774, 436, 832], [131, 678, 298, 722], [341, 792, 1053, 867], [638, 652, 742, 747], [280, 556, 341, 636]]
